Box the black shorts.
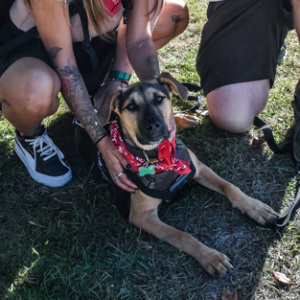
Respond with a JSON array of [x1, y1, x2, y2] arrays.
[[196, 0, 294, 96], [0, 17, 50, 77], [0, 17, 116, 96]]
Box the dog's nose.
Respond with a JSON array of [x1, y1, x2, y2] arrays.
[[146, 120, 161, 131]]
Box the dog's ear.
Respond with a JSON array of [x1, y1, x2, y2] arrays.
[[158, 72, 188, 100], [97, 90, 122, 126]]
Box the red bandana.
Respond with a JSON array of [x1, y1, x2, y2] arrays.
[[110, 120, 191, 175], [104, 0, 122, 16]]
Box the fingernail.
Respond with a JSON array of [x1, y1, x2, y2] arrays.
[[126, 163, 131, 169]]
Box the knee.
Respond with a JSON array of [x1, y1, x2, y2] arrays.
[[24, 71, 61, 117], [153, 0, 189, 48], [207, 97, 254, 134], [180, 2, 189, 29], [206, 82, 269, 133], [209, 111, 254, 133], [172, 0, 189, 35], [170, 0, 189, 35], [207, 101, 257, 133]]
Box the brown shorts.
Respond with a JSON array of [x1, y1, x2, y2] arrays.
[[196, 0, 293, 96]]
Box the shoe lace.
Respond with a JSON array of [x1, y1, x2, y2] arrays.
[[25, 133, 66, 163]]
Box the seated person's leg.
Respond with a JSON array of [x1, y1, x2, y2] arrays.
[[0, 58, 61, 136], [150, 0, 189, 50], [197, 0, 291, 133], [206, 79, 270, 133], [0, 57, 72, 187]]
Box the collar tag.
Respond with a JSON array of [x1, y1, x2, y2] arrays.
[[138, 165, 155, 176]]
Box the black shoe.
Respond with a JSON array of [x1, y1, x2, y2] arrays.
[[14, 126, 72, 187]]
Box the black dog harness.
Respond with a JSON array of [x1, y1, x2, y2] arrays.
[[97, 128, 196, 218], [123, 138, 196, 202]]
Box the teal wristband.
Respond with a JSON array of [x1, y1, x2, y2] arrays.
[[109, 70, 132, 81]]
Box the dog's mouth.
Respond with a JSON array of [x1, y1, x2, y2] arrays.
[[135, 116, 176, 150], [136, 134, 165, 148]]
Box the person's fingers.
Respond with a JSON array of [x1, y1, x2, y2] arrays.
[[112, 172, 137, 192], [98, 136, 137, 191], [107, 155, 137, 191], [115, 150, 131, 169], [112, 171, 125, 181], [111, 149, 138, 190]]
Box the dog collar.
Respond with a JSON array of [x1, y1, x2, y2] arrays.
[[110, 120, 191, 176]]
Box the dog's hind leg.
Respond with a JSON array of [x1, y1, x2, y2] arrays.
[[129, 191, 233, 275], [188, 150, 278, 226]]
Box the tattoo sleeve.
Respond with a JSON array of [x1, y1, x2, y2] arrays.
[[58, 65, 107, 144]]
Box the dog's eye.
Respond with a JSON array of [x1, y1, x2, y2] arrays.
[[126, 103, 138, 112], [156, 95, 164, 103]]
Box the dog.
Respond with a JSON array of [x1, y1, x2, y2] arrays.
[[97, 72, 278, 276]]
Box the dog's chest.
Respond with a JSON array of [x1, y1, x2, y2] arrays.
[[126, 138, 193, 193]]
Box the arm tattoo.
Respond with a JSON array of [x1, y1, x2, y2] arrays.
[[171, 15, 185, 24], [59, 65, 107, 143]]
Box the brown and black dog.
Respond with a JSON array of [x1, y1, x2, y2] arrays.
[[97, 73, 278, 276]]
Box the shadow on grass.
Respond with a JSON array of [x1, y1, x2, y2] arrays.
[[0, 113, 298, 299], [172, 117, 297, 299]]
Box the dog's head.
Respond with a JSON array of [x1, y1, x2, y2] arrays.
[[98, 73, 188, 151]]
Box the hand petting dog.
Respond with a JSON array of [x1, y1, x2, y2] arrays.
[[97, 135, 137, 192]]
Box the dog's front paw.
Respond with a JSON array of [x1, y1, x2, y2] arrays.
[[239, 197, 278, 226], [197, 247, 233, 276], [174, 113, 199, 129]]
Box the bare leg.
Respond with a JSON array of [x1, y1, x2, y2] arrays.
[[151, 0, 189, 50], [0, 57, 72, 187], [206, 79, 270, 133], [0, 57, 61, 136]]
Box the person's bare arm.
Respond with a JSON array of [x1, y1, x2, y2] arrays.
[[125, 0, 160, 81], [93, 21, 132, 109], [31, 0, 136, 191], [111, 21, 134, 76], [31, 0, 105, 144]]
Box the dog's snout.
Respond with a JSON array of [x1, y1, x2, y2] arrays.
[[146, 119, 161, 132]]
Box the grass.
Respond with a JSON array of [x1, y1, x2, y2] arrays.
[[1, 1, 300, 299]]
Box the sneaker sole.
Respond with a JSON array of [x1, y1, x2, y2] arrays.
[[15, 138, 72, 187]]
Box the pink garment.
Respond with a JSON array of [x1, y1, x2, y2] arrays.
[[104, 0, 122, 16]]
